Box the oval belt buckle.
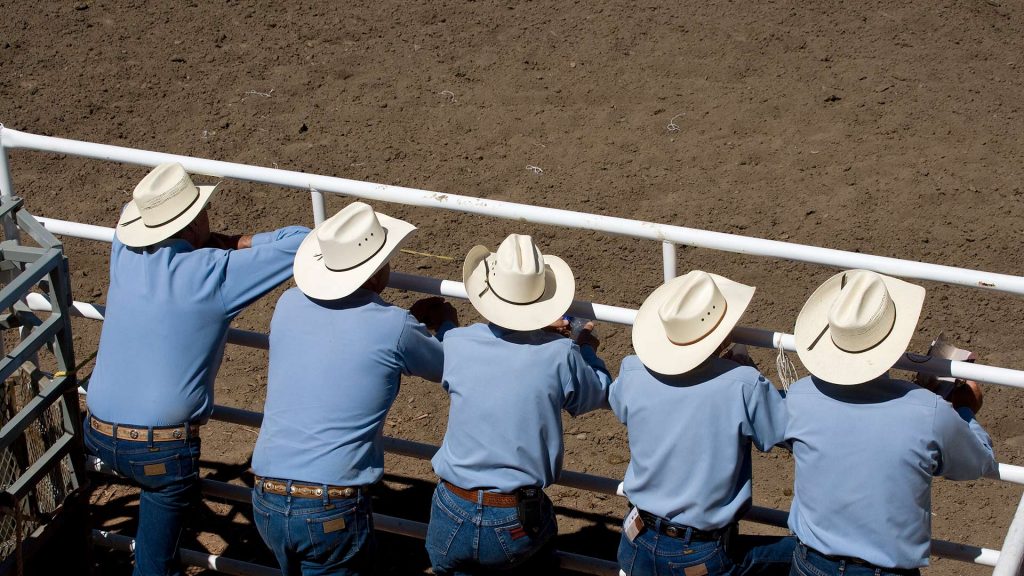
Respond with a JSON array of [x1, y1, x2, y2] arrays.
[[129, 429, 139, 439], [173, 429, 182, 439]]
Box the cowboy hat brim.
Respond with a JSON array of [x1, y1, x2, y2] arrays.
[[632, 273, 755, 375], [115, 184, 217, 248], [463, 245, 575, 331], [293, 212, 416, 300], [794, 271, 925, 385]]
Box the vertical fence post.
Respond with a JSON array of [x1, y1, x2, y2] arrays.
[[310, 187, 326, 227], [662, 241, 676, 282], [0, 125, 21, 241], [993, 491, 1024, 575], [0, 125, 18, 359]]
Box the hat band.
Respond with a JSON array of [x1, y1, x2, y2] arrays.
[[119, 188, 203, 229], [665, 301, 728, 346], [320, 229, 389, 272], [481, 258, 546, 306]]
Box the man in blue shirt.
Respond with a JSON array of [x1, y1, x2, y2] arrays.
[[611, 270, 793, 576], [426, 234, 612, 575], [84, 163, 309, 576], [250, 202, 457, 575], [786, 269, 997, 575]]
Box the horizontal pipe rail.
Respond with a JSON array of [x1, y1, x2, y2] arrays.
[[28, 218, 1024, 391], [88, 461, 621, 575], [88, 442, 1001, 570], [0, 312, 63, 384], [7, 127, 1017, 571], [93, 531, 280, 576], [5, 126, 1024, 295], [48, 280, 1024, 488]]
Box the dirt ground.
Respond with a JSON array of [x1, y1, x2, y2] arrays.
[[3, 0, 1024, 574]]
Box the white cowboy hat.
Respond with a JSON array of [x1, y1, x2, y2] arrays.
[[463, 234, 575, 331], [116, 163, 218, 247], [632, 270, 756, 375], [794, 269, 925, 385], [293, 202, 416, 300]]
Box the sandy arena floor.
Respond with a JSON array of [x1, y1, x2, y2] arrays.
[[3, 1, 1024, 574]]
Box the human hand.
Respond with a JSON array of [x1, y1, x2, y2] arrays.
[[576, 321, 600, 351], [722, 344, 756, 368], [440, 301, 459, 327], [410, 297, 455, 330], [949, 379, 984, 415], [544, 318, 571, 338], [915, 373, 941, 394], [203, 233, 244, 250]]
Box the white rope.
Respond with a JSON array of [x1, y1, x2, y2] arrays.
[[776, 338, 799, 392]]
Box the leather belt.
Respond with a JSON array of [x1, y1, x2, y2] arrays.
[[800, 542, 920, 576], [89, 416, 199, 442], [443, 481, 519, 508], [256, 477, 360, 499], [638, 510, 731, 541]]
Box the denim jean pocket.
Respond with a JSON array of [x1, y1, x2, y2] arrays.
[[492, 521, 536, 566], [665, 541, 727, 576], [791, 550, 831, 576], [251, 497, 273, 546], [492, 506, 555, 568], [126, 452, 190, 489], [306, 505, 365, 565], [426, 492, 466, 557]]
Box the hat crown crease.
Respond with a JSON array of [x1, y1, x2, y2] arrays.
[[134, 163, 201, 227], [828, 271, 897, 352], [489, 234, 546, 304], [659, 271, 727, 345], [316, 202, 387, 271]]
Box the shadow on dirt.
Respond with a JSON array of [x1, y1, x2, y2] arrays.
[[87, 461, 621, 575]]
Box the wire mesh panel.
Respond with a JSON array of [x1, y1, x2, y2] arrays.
[[0, 197, 84, 573]]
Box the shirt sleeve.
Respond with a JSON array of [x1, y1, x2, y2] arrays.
[[219, 226, 310, 317], [563, 344, 612, 416], [395, 314, 445, 383], [933, 403, 997, 480], [742, 371, 789, 452], [608, 374, 627, 424]]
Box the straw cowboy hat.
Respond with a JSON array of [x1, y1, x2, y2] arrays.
[[794, 269, 925, 385], [632, 270, 756, 375], [463, 234, 575, 331], [116, 163, 218, 247], [293, 202, 416, 300]]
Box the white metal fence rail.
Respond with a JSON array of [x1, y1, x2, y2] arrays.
[[2, 125, 1023, 574]]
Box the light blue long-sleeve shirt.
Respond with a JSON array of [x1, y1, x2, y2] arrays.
[[251, 287, 448, 486], [785, 375, 997, 569], [431, 323, 612, 493], [609, 355, 787, 530], [86, 226, 310, 426]]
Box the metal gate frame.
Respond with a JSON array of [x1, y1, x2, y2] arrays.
[[0, 196, 86, 574]]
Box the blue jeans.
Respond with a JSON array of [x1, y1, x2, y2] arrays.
[[790, 542, 921, 576], [251, 482, 374, 576], [84, 422, 201, 576], [618, 517, 796, 576], [426, 482, 558, 575]]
